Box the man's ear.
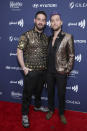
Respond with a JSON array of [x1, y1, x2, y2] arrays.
[[61, 20, 63, 26]]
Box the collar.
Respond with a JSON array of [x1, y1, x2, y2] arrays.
[[51, 30, 64, 39], [57, 30, 62, 38], [33, 27, 43, 37]]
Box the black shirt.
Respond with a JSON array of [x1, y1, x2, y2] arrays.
[[48, 30, 65, 73]]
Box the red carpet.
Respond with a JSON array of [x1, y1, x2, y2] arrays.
[[0, 101, 87, 131]]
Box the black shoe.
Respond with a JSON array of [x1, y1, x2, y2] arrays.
[[60, 115, 67, 124], [34, 106, 49, 112], [22, 115, 30, 128]]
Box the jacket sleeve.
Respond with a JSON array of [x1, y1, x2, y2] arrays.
[[67, 35, 75, 73]]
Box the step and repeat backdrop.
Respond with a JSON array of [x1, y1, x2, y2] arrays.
[[0, 0, 87, 112]]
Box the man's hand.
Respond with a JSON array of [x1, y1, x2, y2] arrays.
[[23, 67, 32, 76]]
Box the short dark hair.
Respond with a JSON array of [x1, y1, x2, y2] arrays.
[[35, 11, 47, 19], [50, 12, 62, 20]]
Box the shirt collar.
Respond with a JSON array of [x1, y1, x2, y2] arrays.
[[33, 27, 43, 37], [51, 30, 64, 39]]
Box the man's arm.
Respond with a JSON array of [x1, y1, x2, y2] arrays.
[[17, 48, 29, 75], [67, 35, 75, 73], [17, 33, 31, 75]]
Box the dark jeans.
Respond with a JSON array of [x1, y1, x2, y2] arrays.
[[22, 70, 46, 115], [47, 72, 67, 115]]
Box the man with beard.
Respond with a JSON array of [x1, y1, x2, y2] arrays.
[[46, 13, 74, 124], [17, 11, 48, 128]]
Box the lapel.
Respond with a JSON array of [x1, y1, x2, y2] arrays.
[[55, 31, 65, 51], [48, 31, 65, 54]]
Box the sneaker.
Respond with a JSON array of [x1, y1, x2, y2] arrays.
[[22, 115, 30, 128], [60, 115, 67, 124], [46, 111, 54, 120], [34, 106, 49, 112]]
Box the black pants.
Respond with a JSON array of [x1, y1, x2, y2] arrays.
[[22, 70, 46, 115], [47, 72, 67, 115]]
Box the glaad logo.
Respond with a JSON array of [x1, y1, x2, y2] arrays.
[[69, 2, 87, 9], [47, 20, 51, 27], [75, 54, 82, 63], [18, 80, 23, 86], [74, 40, 87, 44], [66, 85, 78, 92], [10, 79, 23, 87], [78, 19, 86, 29], [9, 19, 24, 28], [9, 36, 19, 42], [18, 19, 24, 27], [72, 85, 78, 92], [10, 1, 23, 10], [32, 3, 57, 8], [10, 53, 17, 56], [68, 19, 86, 29]]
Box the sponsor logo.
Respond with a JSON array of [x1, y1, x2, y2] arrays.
[[10, 79, 23, 87], [32, 3, 57, 8], [66, 100, 80, 105], [69, 70, 79, 78], [69, 2, 87, 9], [5, 66, 22, 71], [74, 40, 86, 44], [9, 1, 23, 11], [66, 85, 78, 92], [11, 91, 22, 99], [18, 79, 23, 86], [68, 19, 86, 29], [32, 4, 39, 8], [75, 54, 82, 63], [32, 95, 48, 101], [78, 19, 86, 29], [47, 20, 51, 27], [72, 85, 78, 92], [9, 19, 24, 28], [10, 53, 17, 56], [9, 36, 19, 42]]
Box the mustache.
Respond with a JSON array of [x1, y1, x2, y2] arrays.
[[38, 23, 43, 26]]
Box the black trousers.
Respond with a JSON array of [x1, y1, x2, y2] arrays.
[[47, 72, 67, 115], [22, 70, 46, 115]]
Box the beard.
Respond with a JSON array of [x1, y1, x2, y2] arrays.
[[52, 26, 61, 31], [35, 23, 45, 31]]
